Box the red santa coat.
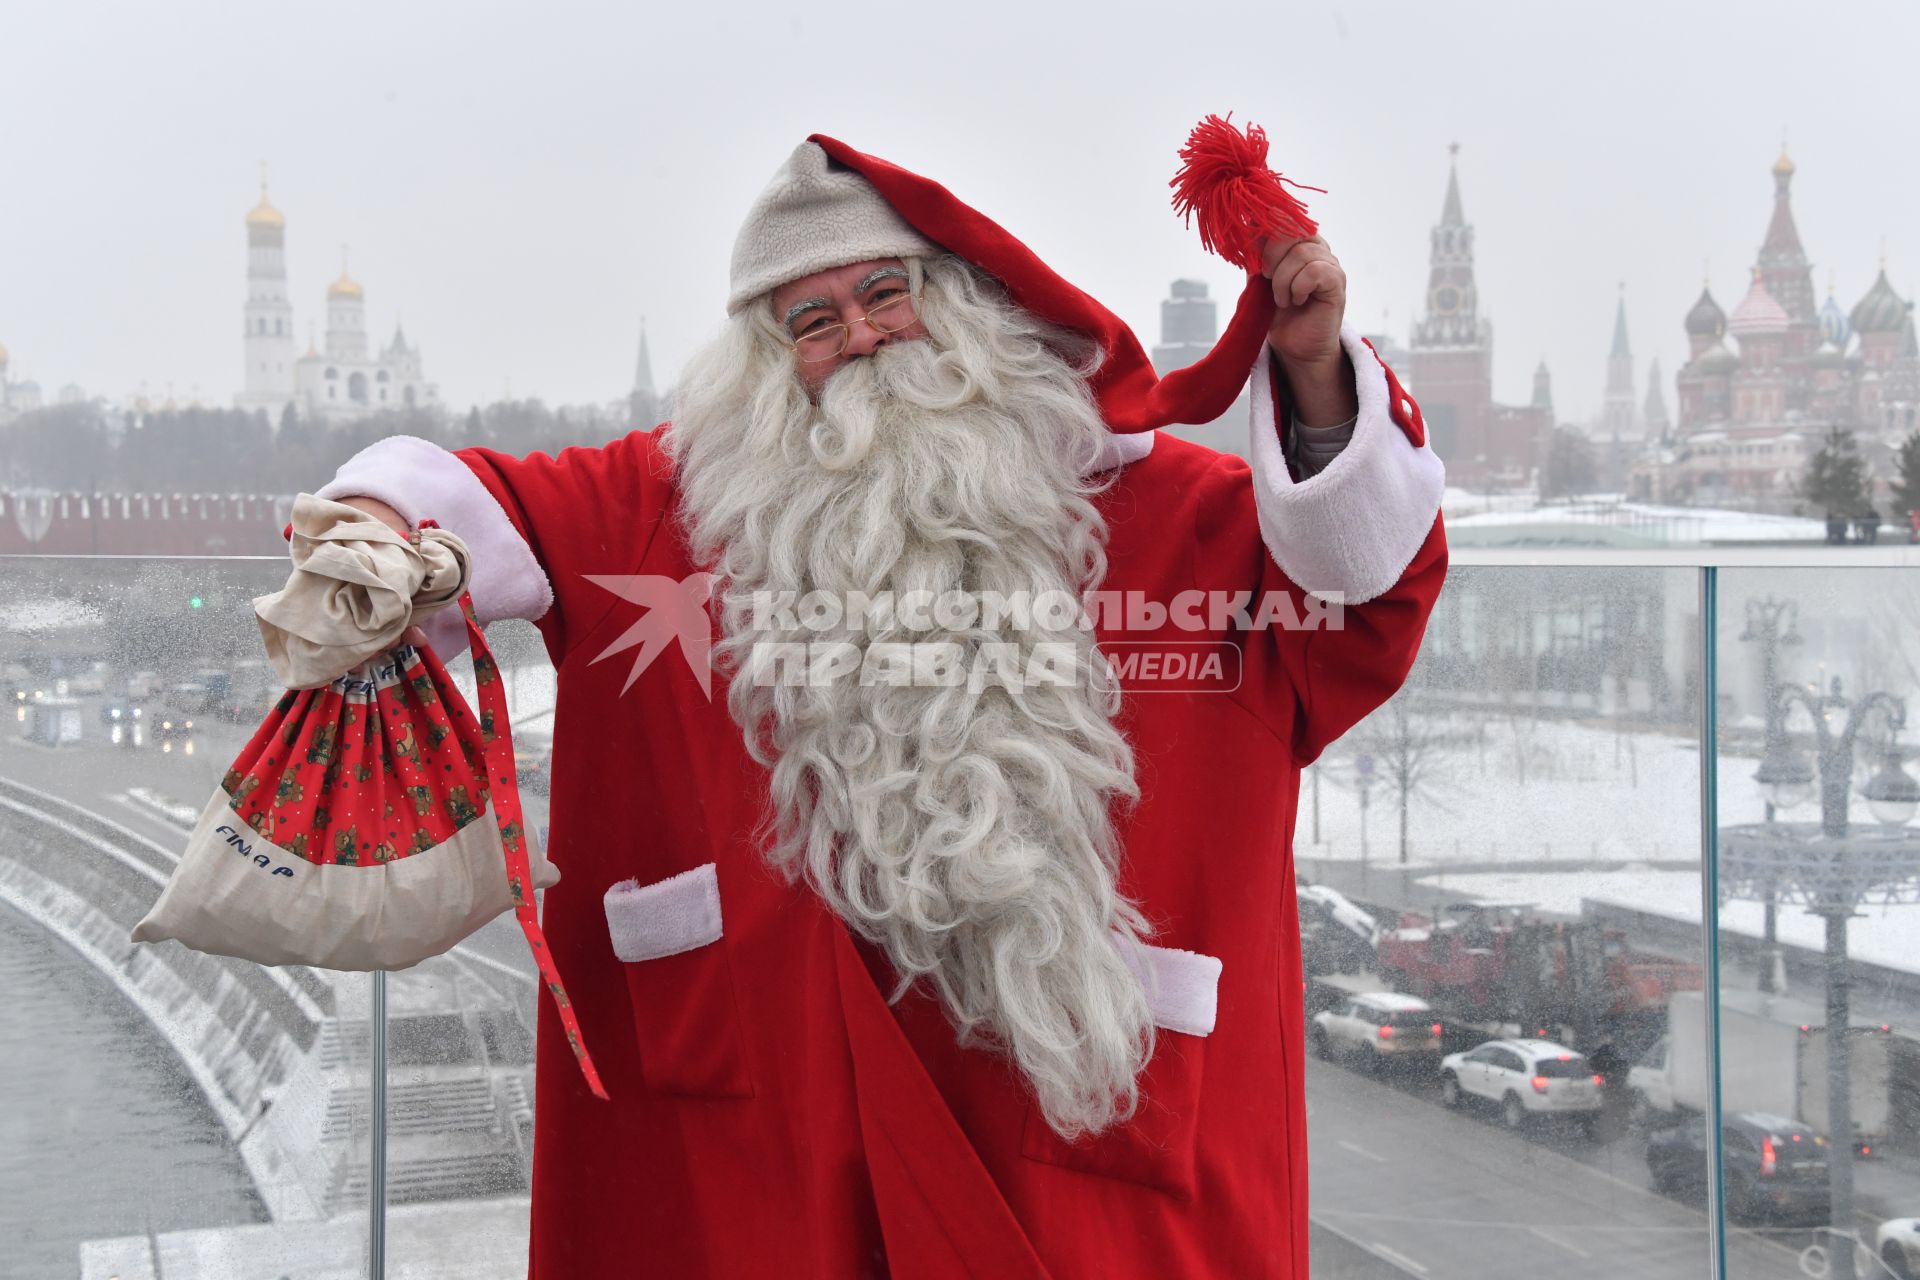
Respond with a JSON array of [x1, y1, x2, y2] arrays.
[[318, 325, 1447, 1278]]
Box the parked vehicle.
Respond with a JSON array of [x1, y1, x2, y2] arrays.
[[1645, 1111, 1831, 1224], [1377, 902, 1702, 1069], [1311, 992, 1443, 1071], [1439, 1038, 1604, 1134], [1298, 884, 1380, 977], [1626, 988, 1892, 1154], [1876, 1217, 1920, 1279]]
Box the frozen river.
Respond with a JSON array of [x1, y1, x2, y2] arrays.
[[0, 899, 263, 1279]]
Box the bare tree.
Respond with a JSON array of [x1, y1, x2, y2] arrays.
[[1348, 688, 1460, 863]]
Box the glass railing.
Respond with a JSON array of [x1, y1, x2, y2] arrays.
[[4, 548, 1919, 1280]]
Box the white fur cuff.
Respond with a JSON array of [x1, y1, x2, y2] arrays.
[[1248, 325, 1446, 604], [1119, 935, 1223, 1038], [604, 864, 725, 962], [315, 435, 554, 659]]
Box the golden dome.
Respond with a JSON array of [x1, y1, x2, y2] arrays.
[[1773, 145, 1795, 177], [328, 270, 364, 301], [246, 177, 285, 229]]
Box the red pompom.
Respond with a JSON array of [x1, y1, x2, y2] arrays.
[[1170, 114, 1324, 273]]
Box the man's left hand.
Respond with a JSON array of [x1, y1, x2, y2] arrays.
[[1261, 234, 1345, 366], [1260, 234, 1355, 426]]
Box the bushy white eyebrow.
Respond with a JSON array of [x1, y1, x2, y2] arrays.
[[855, 266, 910, 294], [783, 297, 832, 327]]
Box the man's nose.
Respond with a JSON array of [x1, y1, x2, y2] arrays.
[[842, 315, 891, 359]]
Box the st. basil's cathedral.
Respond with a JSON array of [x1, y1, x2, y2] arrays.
[[1629, 148, 1919, 510]]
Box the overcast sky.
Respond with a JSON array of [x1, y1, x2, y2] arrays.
[[4, 0, 1916, 429]]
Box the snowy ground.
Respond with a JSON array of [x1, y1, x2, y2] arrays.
[[1298, 715, 1782, 867]]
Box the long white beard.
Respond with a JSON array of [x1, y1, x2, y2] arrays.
[[667, 266, 1156, 1138]]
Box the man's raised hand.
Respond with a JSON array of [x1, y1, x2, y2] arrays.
[[1259, 233, 1346, 370]]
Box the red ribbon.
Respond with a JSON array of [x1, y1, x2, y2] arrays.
[[425, 519, 609, 1101]]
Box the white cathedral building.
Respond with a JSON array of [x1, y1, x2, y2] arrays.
[[235, 181, 438, 423]]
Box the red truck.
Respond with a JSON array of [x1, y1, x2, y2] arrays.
[[1374, 903, 1703, 1072]]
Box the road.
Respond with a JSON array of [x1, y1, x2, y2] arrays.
[[1305, 1052, 1917, 1279], [1313, 1054, 1778, 1278]]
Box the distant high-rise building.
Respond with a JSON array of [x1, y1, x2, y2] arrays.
[[1406, 144, 1550, 488], [1531, 360, 1554, 415], [233, 176, 438, 423], [1151, 279, 1218, 374], [1147, 278, 1248, 457]]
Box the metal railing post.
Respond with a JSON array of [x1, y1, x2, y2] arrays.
[[1699, 566, 1727, 1280], [370, 969, 388, 1280]]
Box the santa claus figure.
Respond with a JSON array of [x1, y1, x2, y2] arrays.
[[322, 128, 1446, 1278]]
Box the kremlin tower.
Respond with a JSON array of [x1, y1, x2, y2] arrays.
[[1405, 144, 1553, 488]]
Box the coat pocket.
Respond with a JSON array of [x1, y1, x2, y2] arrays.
[[603, 863, 754, 1099], [1019, 940, 1223, 1199]]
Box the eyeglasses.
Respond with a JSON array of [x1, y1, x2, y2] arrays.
[[785, 291, 920, 363]]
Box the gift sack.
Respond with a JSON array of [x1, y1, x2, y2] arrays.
[[133, 509, 606, 1098]]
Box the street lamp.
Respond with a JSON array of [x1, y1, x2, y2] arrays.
[[1755, 733, 1815, 814], [1721, 677, 1920, 1280], [1744, 596, 1806, 993], [1865, 740, 1920, 828]]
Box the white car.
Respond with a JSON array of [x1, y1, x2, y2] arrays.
[[1877, 1218, 1920, 1279], [1440, 1038, 1604, 1132], [1310, 992, 1443, 1071]]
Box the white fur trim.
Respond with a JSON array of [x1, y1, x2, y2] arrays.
[[316, 435, 553, 659], [604, 863, 724, 963], [728, 142, 940, 315], [1083, 429, 1155, 474], [1248, 325, 1446, 605], [1117, 934, 1223, 1038]]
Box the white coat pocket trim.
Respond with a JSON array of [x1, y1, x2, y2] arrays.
[[604, 863, 723, 963], [1118, 935, 1223, 1038]]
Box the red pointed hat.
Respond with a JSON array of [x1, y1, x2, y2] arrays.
[[731, 118, 1321, 435]]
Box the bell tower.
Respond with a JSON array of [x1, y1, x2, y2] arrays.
[[1409, 144, 1496, 477], [238, 165, 297, 414]]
